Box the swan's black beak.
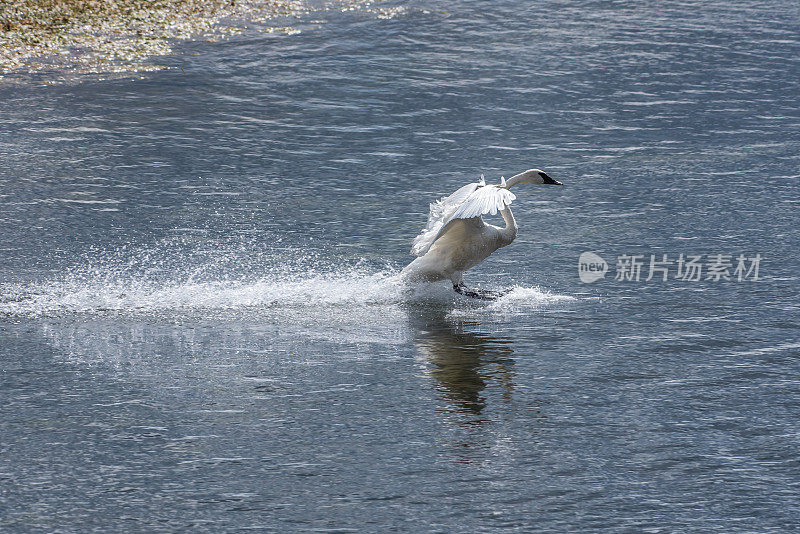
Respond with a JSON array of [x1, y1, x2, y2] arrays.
[[541, 172, 562, 185]]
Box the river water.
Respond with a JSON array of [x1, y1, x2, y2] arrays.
[[2, 0, 799, 531]]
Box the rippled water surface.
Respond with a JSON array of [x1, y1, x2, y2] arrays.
[[2, 0, 800, 531]]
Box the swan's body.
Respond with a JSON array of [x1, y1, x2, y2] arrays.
[[401, 169, 561, 298]]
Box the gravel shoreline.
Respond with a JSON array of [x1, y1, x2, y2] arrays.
[[0, 0, 309, 78]]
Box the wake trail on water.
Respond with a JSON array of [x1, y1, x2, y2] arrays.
[[0, 243, 574, 318]]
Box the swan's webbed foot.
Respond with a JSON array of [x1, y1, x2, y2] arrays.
[[453, 283, 508, 301]]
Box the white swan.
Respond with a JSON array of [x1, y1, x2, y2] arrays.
[[401, 169, 562, 299]]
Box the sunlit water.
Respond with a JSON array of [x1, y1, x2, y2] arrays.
[[2, 0, 799, 531]]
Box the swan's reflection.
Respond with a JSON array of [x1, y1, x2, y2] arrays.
[[410, 309, 515, 420]]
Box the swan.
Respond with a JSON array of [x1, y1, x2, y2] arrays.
[[400, 169, 562, 299]]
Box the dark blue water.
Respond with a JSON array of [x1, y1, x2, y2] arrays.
[[2, 0, 800, 531]]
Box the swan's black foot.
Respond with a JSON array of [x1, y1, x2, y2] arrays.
[[453, 283, 508, 301]]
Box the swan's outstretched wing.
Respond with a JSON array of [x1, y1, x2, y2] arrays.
[[411, 180, 481, 256], [448, 184, 515, 221], [411, 183, 515, 257], [426, 181, 481, 227]]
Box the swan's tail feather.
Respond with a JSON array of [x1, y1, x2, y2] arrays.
[[411, 220, 444, 256]]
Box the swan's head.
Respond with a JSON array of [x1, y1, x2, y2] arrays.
[[519, 169, 562, 185]]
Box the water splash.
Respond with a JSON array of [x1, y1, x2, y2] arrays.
[[1, 267, 403, 318], [0, 243, 574, 319], [446, 286, 577, 320]]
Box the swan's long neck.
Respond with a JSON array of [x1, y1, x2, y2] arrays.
[[502, 171, 529, 189], [499, 205, 518, 245]]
